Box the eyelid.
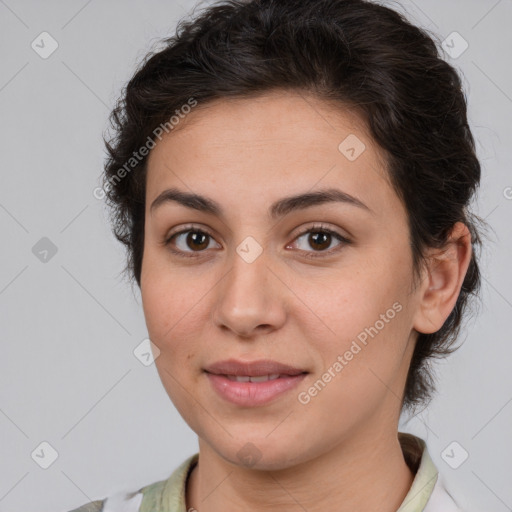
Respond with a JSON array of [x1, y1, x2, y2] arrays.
[[164, 222, 215, 239], [290, 222, 349, 241]]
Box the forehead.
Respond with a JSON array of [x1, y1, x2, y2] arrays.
[[145, 91, 395, 218]]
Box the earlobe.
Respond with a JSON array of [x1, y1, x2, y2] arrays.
[[413, 222, 472, 334]]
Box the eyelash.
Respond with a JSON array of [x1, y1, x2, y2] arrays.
[[163, 223, 352, 260]]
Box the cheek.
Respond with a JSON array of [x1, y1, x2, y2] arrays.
[[141, 271, 204, 405], [141, 245, 202, 339], [141, 262, 215, 390], [142, 281, 203, 348], [295, 302, 411, 435], [292, 259, 413, 401], [293, 263, 406, 342]]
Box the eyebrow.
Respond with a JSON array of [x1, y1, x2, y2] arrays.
[[149, 186, 373, 219]]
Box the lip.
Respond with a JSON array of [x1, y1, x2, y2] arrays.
[[204, 359, 308, 407], [204, 358, 306, 377]]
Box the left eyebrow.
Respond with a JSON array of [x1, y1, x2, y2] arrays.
[[149, 187, 374, 219]]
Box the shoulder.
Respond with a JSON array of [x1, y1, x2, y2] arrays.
[[66, 489, 143, 512], [64, 453, 198, 512], [66, 500, 105, 512]]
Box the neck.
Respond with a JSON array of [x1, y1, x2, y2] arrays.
[[186, 426, 414, 512]]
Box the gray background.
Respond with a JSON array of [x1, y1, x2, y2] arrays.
[[0, 1, 510, 511]]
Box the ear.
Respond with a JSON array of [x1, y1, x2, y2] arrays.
[[412, 222, 473, 335]]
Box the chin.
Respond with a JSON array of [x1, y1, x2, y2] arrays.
[[209, 434, 312, 472]]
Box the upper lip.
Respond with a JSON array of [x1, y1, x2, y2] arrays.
[[204, 359, 307, 377]]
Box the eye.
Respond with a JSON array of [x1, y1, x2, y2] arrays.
[[163, 223, 351, 259], [287, 224, 351, 259], [164, 226, 220, 258]]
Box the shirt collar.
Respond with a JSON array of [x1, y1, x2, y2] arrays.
[[397, 432, 439, 511]]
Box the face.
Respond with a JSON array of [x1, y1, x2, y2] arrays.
[[141, 90, 423, 470]]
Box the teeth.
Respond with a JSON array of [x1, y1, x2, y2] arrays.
[[226, 374, 281, 382], [229, 375, 250, 382], [250, 374, 280, 382]]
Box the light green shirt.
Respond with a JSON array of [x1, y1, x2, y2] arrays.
[[68, 432, 461, 512]]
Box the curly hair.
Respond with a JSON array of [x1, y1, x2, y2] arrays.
[[101, 0, 486, 414]]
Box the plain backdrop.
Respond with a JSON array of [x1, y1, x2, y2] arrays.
[[0, 1, 511, 511]]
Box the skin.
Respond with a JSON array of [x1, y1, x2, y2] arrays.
[[140, 90, 472, 512]]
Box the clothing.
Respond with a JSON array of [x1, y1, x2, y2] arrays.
[[67, 432, 461, 512]]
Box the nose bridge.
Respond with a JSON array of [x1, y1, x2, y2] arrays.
[[211, 244, 285, 337]]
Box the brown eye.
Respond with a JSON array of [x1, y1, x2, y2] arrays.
[[183, 231, 210, 251], [307, 231, 332, 251], [165, 228, 221, 257], [290, 225, 352, 259]]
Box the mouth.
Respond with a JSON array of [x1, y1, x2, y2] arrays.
[[204, 358, 307, 377], [204, 359, 309, 407]]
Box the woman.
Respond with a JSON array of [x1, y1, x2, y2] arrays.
[[70, 0, 484, 510]]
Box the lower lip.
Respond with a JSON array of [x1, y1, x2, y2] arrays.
[[205, 372, 307, 407]]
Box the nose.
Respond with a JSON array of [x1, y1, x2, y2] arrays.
[[210, 249, 287, 339]]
